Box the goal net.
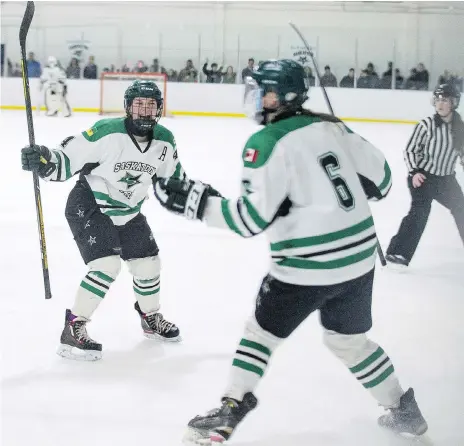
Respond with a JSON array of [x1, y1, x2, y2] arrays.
[[99, 72, 168, 116]]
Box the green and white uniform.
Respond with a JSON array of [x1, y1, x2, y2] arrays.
[[204, 115, 391, 285], [46, 117, 186, 225]]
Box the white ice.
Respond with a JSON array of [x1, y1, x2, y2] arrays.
[[0, 111, 463, 446]]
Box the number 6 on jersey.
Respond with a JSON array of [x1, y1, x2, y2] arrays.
[[319, 152, 355, 211]]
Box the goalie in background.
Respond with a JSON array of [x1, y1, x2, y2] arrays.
[[40, 56, 72, 117]]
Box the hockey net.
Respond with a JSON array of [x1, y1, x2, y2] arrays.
[[99, 72, 168, 116]]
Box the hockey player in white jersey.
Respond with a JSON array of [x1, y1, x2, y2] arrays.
[[153, 60, 428, 442], [21, 80, 200, 360], [40, 56, 71, 117]]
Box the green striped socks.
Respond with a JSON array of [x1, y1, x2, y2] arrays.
[[72, 270, 115, 320], [232, 338, 272, 378], [80, 271, 114, 298], [133, 276, 161, 313], [350, 346, 394, 388]]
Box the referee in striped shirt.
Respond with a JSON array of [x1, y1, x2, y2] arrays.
[[387, 84, 464, 267]]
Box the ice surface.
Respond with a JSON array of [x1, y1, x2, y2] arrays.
[[0, 111, 463, 446]]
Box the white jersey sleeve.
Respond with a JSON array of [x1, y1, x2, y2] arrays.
[[45, 130, 105, 182], [203, 132, 288, 237], [342, 125, 392, 201], [40, 66, 67, 87]]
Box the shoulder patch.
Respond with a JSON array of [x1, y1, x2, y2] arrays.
[[242, 130, 278, 169], [82, 117, 127, 142]]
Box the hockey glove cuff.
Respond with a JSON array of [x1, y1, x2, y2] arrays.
[[21, 144, 56, 178], [154, 178, 221, 220]]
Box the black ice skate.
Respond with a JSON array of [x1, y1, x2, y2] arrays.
[[386, 254, 409, 270], [184, 393, 258, 445], [56, 309, 102, 361], [378, 388, 428, 436], [134, 302, 181, 342]]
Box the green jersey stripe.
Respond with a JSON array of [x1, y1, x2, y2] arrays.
[[271, 216, 374, 251], [232, 359, 264, 377], [103, 206, 143, 217], [171, 162, 183, 180], [51, 150, 63, 181], [62, 152, 72, 180], [276, 245, 376, 270], [378, 161, 392, 193], [242, 196, 268, 230], [221, 200, 244, 236]]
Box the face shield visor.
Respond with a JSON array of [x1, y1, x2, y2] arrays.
[[243, 77, 265, 124]]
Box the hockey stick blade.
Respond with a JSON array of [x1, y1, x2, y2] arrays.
[[19, 1, 52, 299], [289, 21, 387, 266]]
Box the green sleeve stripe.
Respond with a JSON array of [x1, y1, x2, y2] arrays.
[[51, 150, 62, 181], [378, 161, 392, 193], [171, 162, 182, 180], [62, 152, 72, 179], [242, 196, 268, 230], [221, 199, 244, 236], [271, 216, 374, 251]]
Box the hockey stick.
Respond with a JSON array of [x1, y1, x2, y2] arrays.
[[20, 1, 52, 299], [289, 22, 387, 267]]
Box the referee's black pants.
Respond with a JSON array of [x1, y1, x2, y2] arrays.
[[387, 173, 464, 263]]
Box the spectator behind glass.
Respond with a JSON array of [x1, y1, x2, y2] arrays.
[[366, 62, 378, 78], [340, 68, 355, 88], [241, 58, 255, 83], [357, 70, 371, 88], [304, 66, 315, 86], [320, 65, 337, 87], [383, 61, 393, 78], [394, 69, 404, 89], [27, 52, 41, 77], [66, 58, 80, 79], [179, 59, 198, 82], [222, 66, 236, 84], [202, 60, 223, 83], [83, 55, 97, 79], [415, 63, 429, 90]]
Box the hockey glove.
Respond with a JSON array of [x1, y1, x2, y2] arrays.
[[21, 144, 56, 178], [154, 178, 221, 221]]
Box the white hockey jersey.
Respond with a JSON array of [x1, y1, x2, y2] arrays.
[[40, 65, 67, 90], [45, 118, 186, 225], [203, 114, 392, 286]]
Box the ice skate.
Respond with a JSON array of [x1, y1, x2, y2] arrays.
[[378, 388, 428, 436], [56, 309, 102, 361], [184, 393, 258, 445], [134, 302, 181, 342], [386, 254, 409, 271]]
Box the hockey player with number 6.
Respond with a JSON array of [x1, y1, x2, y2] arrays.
[[21, 80, 192, 361], [153, 60, 428, 443]]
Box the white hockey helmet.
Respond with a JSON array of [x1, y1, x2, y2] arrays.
[[48, 56, 57, 67]]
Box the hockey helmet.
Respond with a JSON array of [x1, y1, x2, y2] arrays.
[[48, 56, 57, 67], [124, 80, 163, 134], [432, 83, 460, 109], [244, 59, 309, 124]]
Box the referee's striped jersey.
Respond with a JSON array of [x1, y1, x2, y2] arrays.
[[404, 114, 461, 176]]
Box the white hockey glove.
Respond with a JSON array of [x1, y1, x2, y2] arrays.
[[153, 178, 222, 221]]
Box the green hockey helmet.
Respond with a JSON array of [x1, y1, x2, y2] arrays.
[[124, 80, 163, 134], [244, 59, 309, 124]]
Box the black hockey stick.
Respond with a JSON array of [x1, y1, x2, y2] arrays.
[[20, 1, 52, 299], [289, 22, 387, 267]]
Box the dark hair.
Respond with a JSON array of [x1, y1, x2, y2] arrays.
[[324, 65, 330, 70], [248, 58, 254, 63], [349, 68, 354, 72]]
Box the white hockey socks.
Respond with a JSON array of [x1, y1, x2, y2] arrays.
[[223, 317, 281, 402], [71, 256, 120, 320], [323, 330, 404, 408], [127, 256, 161, 314]]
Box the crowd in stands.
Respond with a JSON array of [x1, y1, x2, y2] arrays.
[[3, 52, 463, 93]]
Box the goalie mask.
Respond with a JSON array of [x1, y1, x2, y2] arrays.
[[124, 80, 163, 135], [244, 59, 309, 125]]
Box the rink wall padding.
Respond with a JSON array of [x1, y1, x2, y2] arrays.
[[2, 78, 462, 123]]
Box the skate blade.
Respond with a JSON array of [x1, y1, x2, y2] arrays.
[[183, 427, 226, 445], [57, 344, 102, 361], [143, 331, 182, 343]]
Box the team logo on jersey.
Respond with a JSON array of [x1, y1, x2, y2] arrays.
[[85, 128, 94, 137], [118, 172, 142, 189], [114, 161, 156, 176], [244, 148, 259, 163]]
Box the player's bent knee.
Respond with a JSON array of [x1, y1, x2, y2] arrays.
[[87, 255, 121, 280], [323, 329, 379, 367], [126, 256, 161, 279], [245, 315, 282, 351]]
